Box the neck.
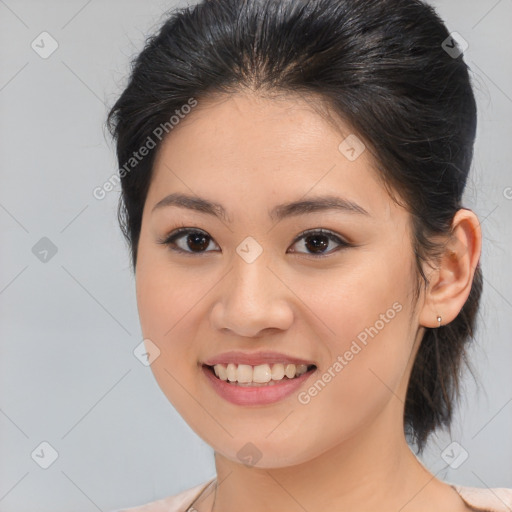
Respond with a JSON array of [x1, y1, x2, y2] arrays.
[[206, 405, 460, 512]]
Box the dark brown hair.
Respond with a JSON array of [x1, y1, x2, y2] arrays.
[[106, 0, 482, 453]]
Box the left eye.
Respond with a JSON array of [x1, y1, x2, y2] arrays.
[[157, 228, 350, 256], [288, 229, 350, 256]]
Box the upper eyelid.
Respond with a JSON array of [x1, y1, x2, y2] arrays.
[[162, 227, 345, 241], [294, 228, 346, 240]]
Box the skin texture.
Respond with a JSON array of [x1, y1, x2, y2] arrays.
[[135, 91, 481, 512]]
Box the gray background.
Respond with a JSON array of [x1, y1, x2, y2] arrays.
[[0, 0, 510, 511]]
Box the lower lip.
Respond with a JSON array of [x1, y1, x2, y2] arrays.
[[201, 365, 316, 406]]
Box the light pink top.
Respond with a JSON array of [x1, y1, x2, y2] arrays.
[[113, 477, 512, 512]]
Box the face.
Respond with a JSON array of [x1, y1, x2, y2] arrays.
[[135, 91, 423, 468]]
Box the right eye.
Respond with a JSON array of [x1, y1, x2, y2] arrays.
[[157, 227, 221, 255]]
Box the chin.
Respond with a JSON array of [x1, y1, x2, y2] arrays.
[[209, 435, 323, 469]]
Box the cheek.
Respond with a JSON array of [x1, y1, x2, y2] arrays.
[[318, 310, 410, 416], [135, 256, 203, 382], [135, 264, 214, 434], [294, 252, 414, 417], [135, 250, 205, 345]]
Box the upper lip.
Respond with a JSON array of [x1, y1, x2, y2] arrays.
[[202, 351, 316, 367]]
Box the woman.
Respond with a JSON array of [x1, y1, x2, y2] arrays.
[[107, 0, 512, 510]]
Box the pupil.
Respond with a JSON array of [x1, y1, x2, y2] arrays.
[[187, 233, 209, 251], [305, 234, 328, 253]]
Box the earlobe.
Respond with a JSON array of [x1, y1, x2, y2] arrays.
[[419, 209, 482, 328]]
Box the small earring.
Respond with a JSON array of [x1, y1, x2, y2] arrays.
[[436, 315, 442, 328]]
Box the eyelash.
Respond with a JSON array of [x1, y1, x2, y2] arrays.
[[156, 226, 352, 258]]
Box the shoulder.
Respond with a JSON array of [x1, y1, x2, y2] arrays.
[[110, 478, 215, 512], [109, 479, 512, 512], [452, 484, 512, 511]]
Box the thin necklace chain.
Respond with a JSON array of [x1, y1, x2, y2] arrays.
[[187, 478, 217, 512], [210, 479, 217, 512]]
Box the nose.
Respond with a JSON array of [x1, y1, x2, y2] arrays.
[[210, 250, 294, 338]]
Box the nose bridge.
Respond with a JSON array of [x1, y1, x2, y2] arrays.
[[229, 234, 273, 302], [231, 248, 271, 304], [211, 241, 293, 337]]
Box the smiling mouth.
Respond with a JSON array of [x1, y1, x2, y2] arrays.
[[203, 363, 317, 387]]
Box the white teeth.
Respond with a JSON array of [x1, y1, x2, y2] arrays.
[[211, 362, 312, 384], [284, 364, 296, 378], [271, 363, 285, 380], [237, 364, 253, 383], [253, 364, 271, 383], [214, 364, 227, 381], [226, 363, 236, 382]]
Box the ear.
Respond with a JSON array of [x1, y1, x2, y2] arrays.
[[419, 208, 482, 328]]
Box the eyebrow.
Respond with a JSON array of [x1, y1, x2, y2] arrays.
[[151, 192, 370, 222]]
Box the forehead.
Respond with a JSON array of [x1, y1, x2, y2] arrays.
[[148, 91, 400, 223], [157, 90, 354, 159]]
